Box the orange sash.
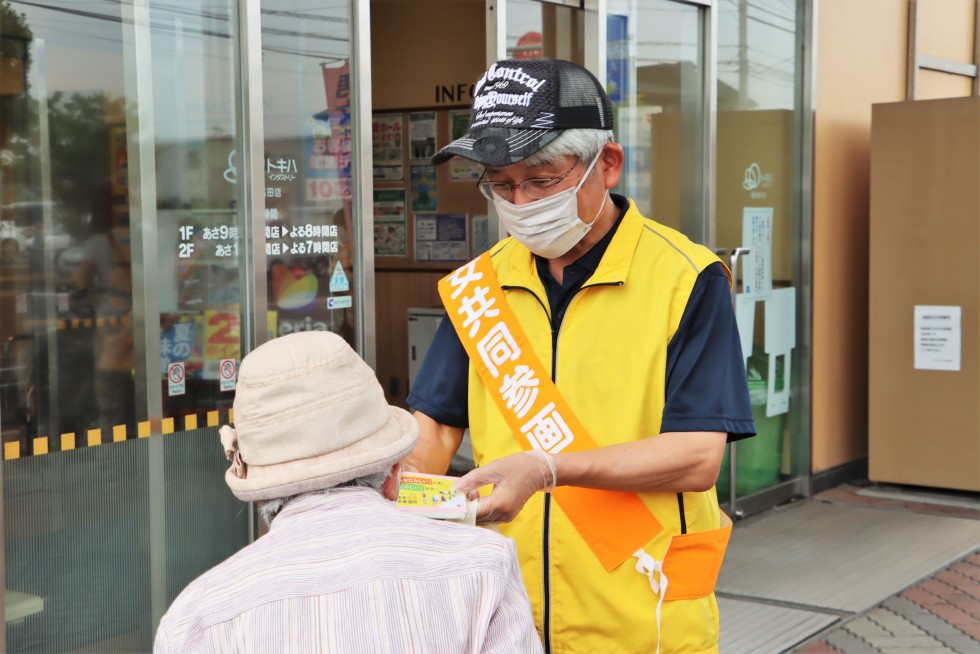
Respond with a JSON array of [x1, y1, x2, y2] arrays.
[[439, 253, 663, 570]]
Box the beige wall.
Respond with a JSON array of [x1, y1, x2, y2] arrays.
[[371, 0, 486, 111], [916, 0, 978, 100], [813, 1, 906, 472], [918, 0, 976, 64], [813, 0, 977, 472]]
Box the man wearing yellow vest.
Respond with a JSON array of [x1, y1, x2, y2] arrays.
[[406, 59, 755, 654]]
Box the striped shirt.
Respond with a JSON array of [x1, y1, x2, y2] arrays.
[[154, 488, 542, 654]]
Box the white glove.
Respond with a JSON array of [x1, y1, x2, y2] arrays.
[[455, 449, 557, 525]]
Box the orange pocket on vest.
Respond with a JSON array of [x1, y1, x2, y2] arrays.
[[662, 512, 732, 601]]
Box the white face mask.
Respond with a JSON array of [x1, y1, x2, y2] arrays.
[[492, 151, 607, 259]]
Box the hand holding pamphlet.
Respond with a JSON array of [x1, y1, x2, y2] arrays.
[[396, 472, 479, 525]]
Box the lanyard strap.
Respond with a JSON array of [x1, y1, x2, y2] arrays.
[[438, 253, 663, 570]]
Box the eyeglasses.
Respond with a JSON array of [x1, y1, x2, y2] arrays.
[[477, 158, 581, 201]]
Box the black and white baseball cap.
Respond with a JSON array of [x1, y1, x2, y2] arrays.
[[432, 59, 614, 168]]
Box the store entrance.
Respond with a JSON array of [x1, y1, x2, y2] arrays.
[[369, 0, 488, 414], [366, 1, 809, 520], [368, 0, 587, 415]]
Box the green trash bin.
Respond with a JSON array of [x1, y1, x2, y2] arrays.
[[717, 352, 786, 501]]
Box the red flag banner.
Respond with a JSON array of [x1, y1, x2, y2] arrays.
[[322, 61, 351, 110]]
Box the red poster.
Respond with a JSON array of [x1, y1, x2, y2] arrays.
[[321, 61, 350, 110]]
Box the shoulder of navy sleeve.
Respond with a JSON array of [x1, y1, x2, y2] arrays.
[[701, 260, 730, 278], [661, 262, 756, 440]]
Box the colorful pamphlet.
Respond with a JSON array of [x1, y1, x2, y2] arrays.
[[396, 472, 475, 522]]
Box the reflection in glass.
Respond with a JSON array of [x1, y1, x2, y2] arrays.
[[506, 0, 584, 65], [602, 1, 807, 505], [714, 0, 803, 504], [1, 2, 130, 449], [1, 2, 249, 651], [718, 0, 798, 111], [260, 2, 357, 346], [606, 0, 703, 236], [148, 0, 245, 420], [73, 177, 135, 438]]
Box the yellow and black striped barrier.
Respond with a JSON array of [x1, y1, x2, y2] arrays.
[[2, 408, 235, 460]]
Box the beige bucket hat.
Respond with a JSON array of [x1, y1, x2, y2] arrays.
[[219, 331, 418, 501]]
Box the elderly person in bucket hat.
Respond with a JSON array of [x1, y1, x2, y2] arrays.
[[154, 332, 541, 654]]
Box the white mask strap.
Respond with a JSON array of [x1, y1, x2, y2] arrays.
[[573, 149, 603, 194]]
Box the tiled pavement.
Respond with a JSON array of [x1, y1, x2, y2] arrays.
[[791, 485, 980, 654]]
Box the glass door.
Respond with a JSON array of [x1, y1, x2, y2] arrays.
[[1, 1, 251, 650], [2, 1, 370, 649], [714, 0, 808, 511], [599, 0, 809, 513], [605, 0, 706, 240], [257, 1, 361, 352], [506, 0, 586, 64]]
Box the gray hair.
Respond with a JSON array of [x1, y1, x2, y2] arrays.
[[520, 128, 615, 168], [257, 470, 391, 527]]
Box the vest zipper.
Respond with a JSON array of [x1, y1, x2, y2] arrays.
[[677, 492, 688, 534], [504, 280, 622, 654], [502, 284, 554, 652]]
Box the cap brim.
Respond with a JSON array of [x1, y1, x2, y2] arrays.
[[226, 406, 419, 502], [432, 128, 562, 167]]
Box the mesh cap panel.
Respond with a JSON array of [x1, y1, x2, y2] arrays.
[[432, 58, 613, 167]]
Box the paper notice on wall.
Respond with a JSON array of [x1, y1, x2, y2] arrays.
[[372, 114, 404, 181], [409, 111, 437, 161], [741, 207, 773, 300], [374, 189, 407, 256], [415, 214, 468, 263], [410, 163, 438, 212], [449, 111, 482, 181], [471, 215, 490, 257], [914, 305, 961, 371]]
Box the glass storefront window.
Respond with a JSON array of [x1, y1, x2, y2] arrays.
[[1, 2, 252, 650], [1, 1, 132, 451], [149, 0, 248, 421], [260, 1, 358, 347], [0, 0, 255, 448], [507, 0, 584, 65], [715, 0, 805, 504], [606, 0, 705, 240], [603, 0, 808, 508]]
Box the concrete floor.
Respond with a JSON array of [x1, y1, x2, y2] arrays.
[[716, 484, 980, 653]]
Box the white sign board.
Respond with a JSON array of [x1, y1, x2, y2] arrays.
[[167, 361, 186, 396], [741, 207, 773, 300], [327, 295, 352, 310], [219, 358, 238, 392], [914, 305, 961, 371]]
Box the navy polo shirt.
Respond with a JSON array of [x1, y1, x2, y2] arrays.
[[407, 195, 755, 442]]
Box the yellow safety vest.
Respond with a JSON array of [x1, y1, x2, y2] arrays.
[[455, 201, 731, 654]]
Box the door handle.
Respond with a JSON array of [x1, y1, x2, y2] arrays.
[[726, 247, 750, 520], [729, 247, 751, 306]]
